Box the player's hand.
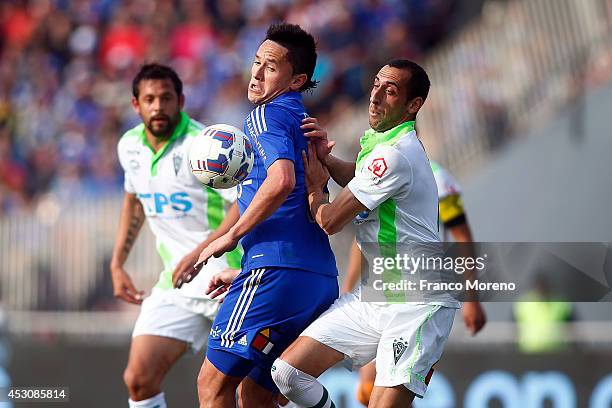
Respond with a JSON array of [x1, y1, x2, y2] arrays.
[[461, 301, 486, 335], [111, 267, 144, 305], [301, 117, 335, 164], [302, 142, 330, 193], [206, 268, 240, 303], [172, 246, 203, 289], [190, 233, 239, 279]]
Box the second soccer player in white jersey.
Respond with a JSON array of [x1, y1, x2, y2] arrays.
[[111, 64, 241, 408], [270, 60, 456, 407]]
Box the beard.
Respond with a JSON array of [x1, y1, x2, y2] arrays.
[[146, 113, 179, 138]]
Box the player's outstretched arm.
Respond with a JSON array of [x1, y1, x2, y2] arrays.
[[173, 202, 240, 288], [301, 117, 355, 187], [110, 193, 146, 304], [302, 144, 367, 235], [192, 159, 295, 270]]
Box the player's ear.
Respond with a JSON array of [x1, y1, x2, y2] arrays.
[[131, 96, 140, 114], [290, 73, 307, 91], [406, 97, 423, 115], [178, 93, 185, 109]]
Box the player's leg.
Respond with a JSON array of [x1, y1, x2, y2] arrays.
[[197, 357, 244, 408], [237, 376, 278, 408], [272, 292, 380, 408], [124, 335, 187, 406], [356, 360, 376, 406], [272, 337, 345, 408], [367, 384, 415, 407], [125, 289, 211, 407], [371, 305, 456, 407]]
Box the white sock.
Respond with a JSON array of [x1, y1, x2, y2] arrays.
[[128, 392, 167, 408], [272, 359, 335, 408]]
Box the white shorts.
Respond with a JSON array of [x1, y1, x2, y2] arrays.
[[301, 291, 456, 397], [132, 288, 220, 353]]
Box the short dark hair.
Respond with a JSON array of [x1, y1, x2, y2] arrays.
[[264, 23, 318, 92], [132, 63, 183, 99], [387, 59, 430, 104]]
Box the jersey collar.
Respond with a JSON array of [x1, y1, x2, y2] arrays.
[[141, 111, 189, 176], [356, 120, 415, 168]]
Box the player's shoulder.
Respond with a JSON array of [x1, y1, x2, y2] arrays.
[[360, 143, 411, 182], [368, 142, 411, 169], [118, 123, 145, 151], [185, 117, 206, 137], [247, 103, 294, 137]]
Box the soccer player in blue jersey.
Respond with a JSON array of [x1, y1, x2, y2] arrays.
[[175, 23, 338, 407]]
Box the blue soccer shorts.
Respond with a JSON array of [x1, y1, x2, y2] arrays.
[[206, 267, 338, 391]]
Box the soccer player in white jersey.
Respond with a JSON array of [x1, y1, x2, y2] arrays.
[[270, 60, 457, 407], [342, 160, 486, 405], [111, 64, 241, 408]]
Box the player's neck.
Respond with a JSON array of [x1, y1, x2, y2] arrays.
[[145, 131, 172, 153]]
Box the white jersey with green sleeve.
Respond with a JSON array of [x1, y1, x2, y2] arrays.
[[117, 112, 242, 299], [347, 121, 460, 308]]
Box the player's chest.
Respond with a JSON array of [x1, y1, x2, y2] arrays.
[[128, 147, 203, 215]]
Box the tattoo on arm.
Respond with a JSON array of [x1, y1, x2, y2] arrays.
[[122, 212, 144, 256]]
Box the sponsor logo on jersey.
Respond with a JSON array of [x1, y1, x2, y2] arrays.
[[137, 192, 193, 215], [353, 210, 371, 225], [368, 157, 388, 178], [238, 335, 248, 346], [393, 337, 409, 364]]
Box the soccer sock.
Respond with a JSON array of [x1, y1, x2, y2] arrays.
[[128, 392, 167, 408], [272, 359, 335, 408]]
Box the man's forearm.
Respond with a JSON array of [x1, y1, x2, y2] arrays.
[[324, 155, 355, 187], [111, 194, 145, 269]]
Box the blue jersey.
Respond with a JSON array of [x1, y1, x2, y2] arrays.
[[239, 92, 337, 276]]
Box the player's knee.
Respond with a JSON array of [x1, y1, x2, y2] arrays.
[[356, 381, 374, 406], [271, 358, 312, 399], [123, 365, 160, 400]]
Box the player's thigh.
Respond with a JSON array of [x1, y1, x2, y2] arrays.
[[360, 360, 376, 383], [298, 292, 380, 372], [127, 335, 188, 380], [237, 377, 277, 408], [375, 305, 454, 398], [368, 384, 415, 408], [279, 336, 345, 377], [132, 289, 212, 354], [198, 358, 243, 398]]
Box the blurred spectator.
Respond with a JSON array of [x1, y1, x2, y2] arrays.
[[0, 0, 470, 215]]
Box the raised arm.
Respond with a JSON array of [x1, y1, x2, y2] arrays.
[[302, 145, 367, 235], [301, 117, 355, 187]]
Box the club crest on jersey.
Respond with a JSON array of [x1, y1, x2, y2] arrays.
[[393, 337, 409, 364], [368, 157, 388, 178], [173, 152, 183, 176], [129, 159, 140, 173]]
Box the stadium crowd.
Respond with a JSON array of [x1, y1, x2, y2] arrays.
[[0, 0, 468, 215]]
